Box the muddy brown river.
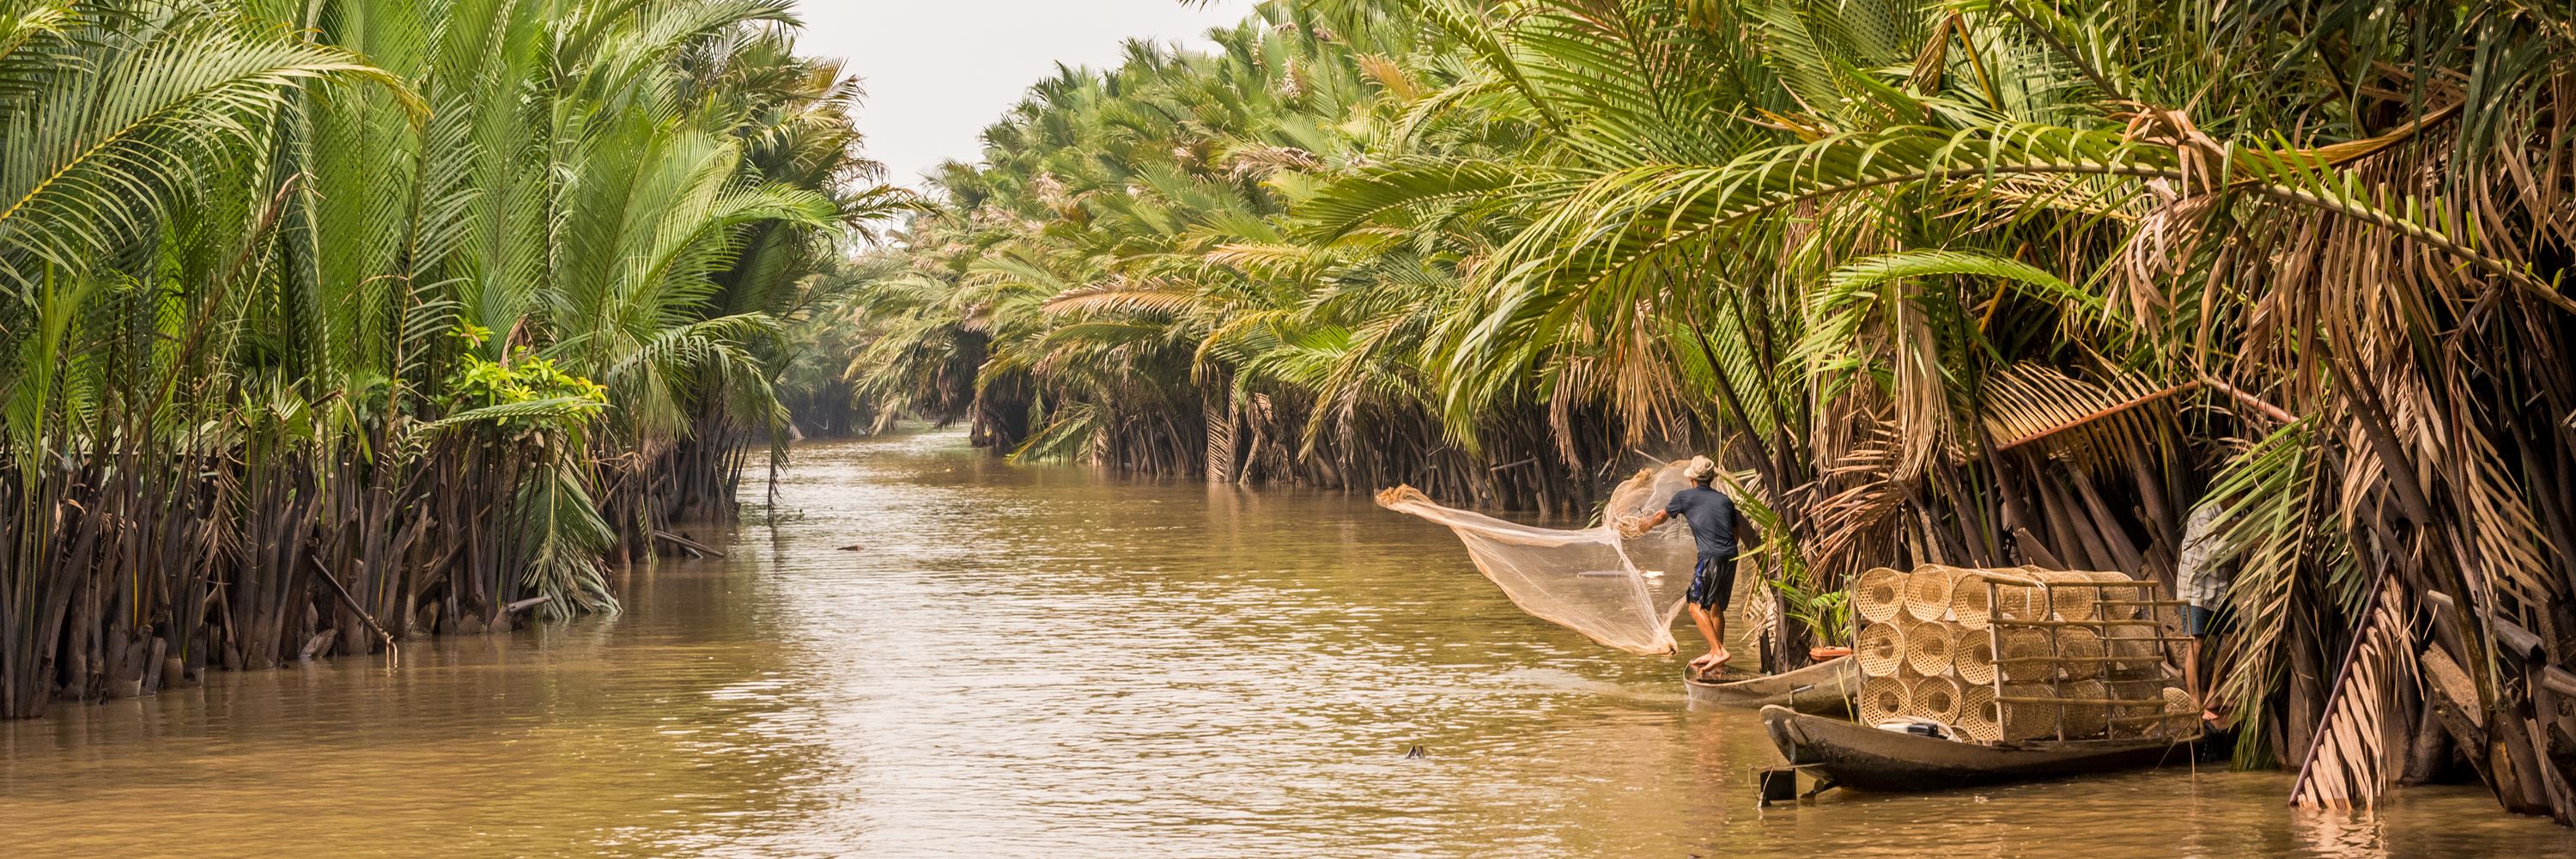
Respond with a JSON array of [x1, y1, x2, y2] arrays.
[[3, 430, 2571, 856]]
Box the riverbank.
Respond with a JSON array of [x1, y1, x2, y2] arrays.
[[3, 430, 2567, 857]]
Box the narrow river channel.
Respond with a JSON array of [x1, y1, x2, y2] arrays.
[[3, 430, 2572, 857]]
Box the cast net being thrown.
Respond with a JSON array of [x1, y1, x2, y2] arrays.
[[1375, 484, 1679, 655], [1603, 460, 1698, 537]]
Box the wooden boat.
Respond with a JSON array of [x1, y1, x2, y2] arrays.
[[1759, 704, 2198, 793], [1682, 656, 1858, 715]]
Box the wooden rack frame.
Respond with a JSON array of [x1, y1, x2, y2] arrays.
[[1842, 569, 2196, 746], [1980, 571, 2189, 741]]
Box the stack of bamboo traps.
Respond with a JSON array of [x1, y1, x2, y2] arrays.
[[1847, 564, 2200, 743]]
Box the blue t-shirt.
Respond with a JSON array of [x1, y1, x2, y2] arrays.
[[1665, 486, 1739, 557]]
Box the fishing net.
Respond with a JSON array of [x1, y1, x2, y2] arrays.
[[1603, 460, 1698, 536], [1376, 485, 1678, 655]]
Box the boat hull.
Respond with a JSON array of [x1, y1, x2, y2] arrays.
[[1683, 657, 1857, 716], [1760, 704, 2196, 793]]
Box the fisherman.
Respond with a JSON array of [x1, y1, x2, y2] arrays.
[[1621, 456, 1752, 678], [2174, 500, 2233, 725]]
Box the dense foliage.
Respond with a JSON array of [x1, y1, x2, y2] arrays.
[[0, 0, 896, 718], [835, 0, 2576, 820]]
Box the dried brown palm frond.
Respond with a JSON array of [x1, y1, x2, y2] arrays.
[[2290, 573, 2412, 811], [1805, 422, 1911, 573], [1982, 363, 2185, 460]]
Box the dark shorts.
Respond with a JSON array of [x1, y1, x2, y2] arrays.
[[2183, 605, 2218, 637], [1687, 553, 1738, 612]]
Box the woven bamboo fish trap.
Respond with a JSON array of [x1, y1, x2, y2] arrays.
[[2061, 679, 2109, 737], [1856, 567, 1909, 624], [1906, 675, 1965, 723], [1904, 621, 1958, 677], [1996, 627, 2057, 682], [1859, 676, 1908, 723], [1947, 570, 1997, 631], [1987, 566, 2046, 622], [2154, 686, 2200, 736], [1955, 684, 2001, 741], [2087, 571, 2140, 618], [2026, 570, 2103, 620], [2057, 626, 2105, 681], [2105, 679, 2169, 734], [1953, 631, 1998, 685], [1856, 621, 1906, 677], [1998, 684, 2060, 740], [1905, 565, 1963, 621], [2102, 621, 2164, 676]]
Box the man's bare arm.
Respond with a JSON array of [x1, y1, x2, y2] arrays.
[[1621, 510, 1671, 538]]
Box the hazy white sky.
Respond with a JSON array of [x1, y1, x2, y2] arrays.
[[794, 1, 1261, 189]]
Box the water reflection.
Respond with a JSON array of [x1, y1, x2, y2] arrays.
[[1, 429, 2568, 857]]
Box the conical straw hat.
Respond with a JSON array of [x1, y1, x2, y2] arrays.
[[1955, 683, 2001, 742], [1903, 620, 1958, 677], [1856, 621, 1905, 677], [1905, 675, 1965, 723], [1953, 630, 1999, 685], [1997, 627, 2057, 683], [1856, 567, 1910, 624], [2061, 679, 2108, 737], [1999, 684, 2060, 740], [2057, 626, 2105, 681], [1905, 565, 1962, 622], [1859, 676, 1908, 724]]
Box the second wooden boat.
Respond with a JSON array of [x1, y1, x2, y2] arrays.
[[1682, 656, 1858, 715], [1759, 704, 2197, 793]]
